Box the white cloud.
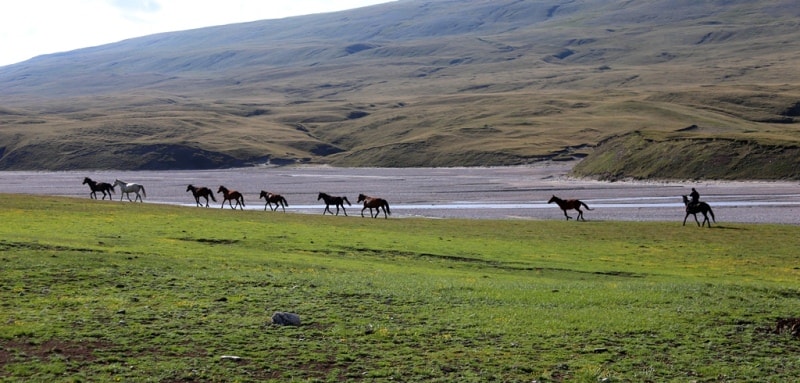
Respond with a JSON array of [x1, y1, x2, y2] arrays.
[[109, 0, 162, 13], [0, 0, 393, 67]]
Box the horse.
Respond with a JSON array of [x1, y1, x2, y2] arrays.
[[548, 195, 592, 221], [113, 179, 146, 202], [682, 195, 716, 227], [186, 184, 216, 207], [217, 185, 245, 210], [357, 193, 391, 219], [82, 177, 115, 200], [259, 190, 289, 212], [318, 192, 351, 216]]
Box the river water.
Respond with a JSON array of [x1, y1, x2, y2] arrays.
[[1, 163, 798, 224]]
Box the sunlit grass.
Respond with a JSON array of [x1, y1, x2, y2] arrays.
[[1, 194, 799, 381]]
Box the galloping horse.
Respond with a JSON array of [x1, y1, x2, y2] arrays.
[[682, 195, 716, 227], [217, 186, 245, 210], [113, 179, 146, 202], [357, 193, 391, 219], [318, 192, 351, 216], [186, 184, 216, 207], [82, 177, 115, 200], [548, 195, 592, 221], [260, 190, 289, 212]]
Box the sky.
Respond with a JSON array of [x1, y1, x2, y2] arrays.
[[0, 0, 394, 67]]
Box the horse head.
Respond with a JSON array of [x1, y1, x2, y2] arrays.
[[260, 190, 268, 199], [82, 177, 93, 185], [682, 195, 690, 205], [547, 195, 558, 204], [217, 186, 228, 194], [357, 194, 367, 203], [317, 192, 325, 200], [186, 184, 195, 192]]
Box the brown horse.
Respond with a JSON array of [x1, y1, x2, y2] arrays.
[[357, 193, 391, 219], [548, 195, 593, 221], [82, 177, 115, 200], [187, 184, 216, 207], [682, 195, 715, 227], [217, 185, 245, 210], [318, 192, 350, 216], [260, 190, 289, 212]]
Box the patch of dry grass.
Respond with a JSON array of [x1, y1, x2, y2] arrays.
[[1, 0, 799, 175]]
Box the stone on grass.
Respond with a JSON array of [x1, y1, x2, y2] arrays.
[[271, 312, 301, 326]]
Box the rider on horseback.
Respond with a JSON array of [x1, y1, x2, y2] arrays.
[[689, 188, 700, 207]]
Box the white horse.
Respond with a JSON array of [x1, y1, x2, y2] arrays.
[[114, 179, 146, 202]]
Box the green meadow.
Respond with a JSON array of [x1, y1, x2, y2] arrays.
[[1, 194, 798, 382]]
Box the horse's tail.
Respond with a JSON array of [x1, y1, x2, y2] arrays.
[[384, 201, 391, 215], [141, 186, 146, 198], [343, 197, 351, 206], [281, 197, 288, 207], [581, 201, 593, 210], [210, 192, 217, 202], [708, 205, 716, 222], [241, 195, 245, 207]]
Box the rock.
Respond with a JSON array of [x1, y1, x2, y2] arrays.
[[271, 312, 301, 326]]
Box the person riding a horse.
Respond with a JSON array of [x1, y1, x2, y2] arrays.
[[689, 188, 700, 207]]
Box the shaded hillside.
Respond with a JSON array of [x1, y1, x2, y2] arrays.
[[571, 130, 800, 181], [1, 0, 799, 177]]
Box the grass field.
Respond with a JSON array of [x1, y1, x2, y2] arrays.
[[1, 194, 799, 382]]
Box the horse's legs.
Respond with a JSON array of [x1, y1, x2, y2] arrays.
[[683, 213, 689, 226], [135, 192, 143, 203], [576, 208, 584, 221], [562, 209, 572, 220], [701, 212, 710, 227], [693, 213, 701, 227], [361, 206, 367, 217]]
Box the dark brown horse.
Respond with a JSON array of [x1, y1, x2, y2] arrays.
[[357, 193, 391, 219], [318, 192, 350, 216], [217, 185, 245, 210], [260, 190, 289, 212], [682, 195, 715, 227], [82, 177, 115, 200], [548, 195, 593, 221], [187, 184, 216, 207]]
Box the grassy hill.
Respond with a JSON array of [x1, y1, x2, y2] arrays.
[[1, 0, 799, 178]]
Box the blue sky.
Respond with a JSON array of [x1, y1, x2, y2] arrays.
[[0, 0, 394, 67]]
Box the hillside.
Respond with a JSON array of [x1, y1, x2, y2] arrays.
[[1, 0, 799, 178]]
